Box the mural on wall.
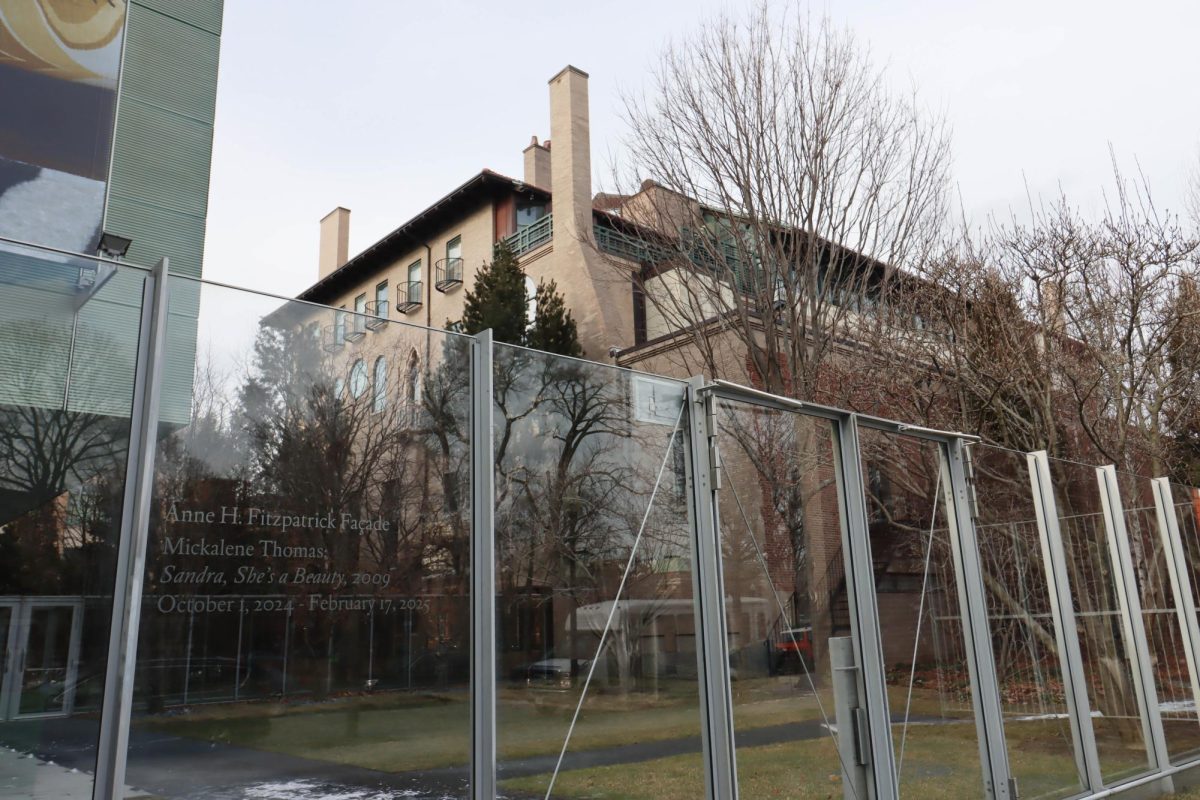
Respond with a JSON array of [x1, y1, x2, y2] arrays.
[[0, 0, 127, 253]]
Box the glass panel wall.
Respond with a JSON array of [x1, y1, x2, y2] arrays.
[[970, 443, 1085, 799], [12, 241, 1200, 800], [1045, 455, 1152, 784], [1113, 470, 1200, 763], [491, 344, 701, 799], [858, 428, 984, 796], [0, 242, 146, 799], [123, 276, 473, 799], [712, 399, 852, 797]]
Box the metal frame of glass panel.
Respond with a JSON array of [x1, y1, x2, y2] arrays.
[[93, 258, 169, 800], [58, 251, 1200, 800], [1152, 478, 1200, 728], [1096, 465, 1172, 790], [1027, 450, 1106, 792], [698, 379, 1013, 800]]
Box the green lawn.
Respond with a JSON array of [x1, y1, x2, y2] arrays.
[[137, 678, 1195, 799]]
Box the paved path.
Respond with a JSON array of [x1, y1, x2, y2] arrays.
[[0, 745, 151, 800]]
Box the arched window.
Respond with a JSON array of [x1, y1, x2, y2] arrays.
[[349, 358, 368, 398], [405, 352, 421, 407], [525, 275, 537, 331], [372, 356, 387, 412]]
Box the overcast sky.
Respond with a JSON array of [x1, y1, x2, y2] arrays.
[[201, 0, 1200, 296]]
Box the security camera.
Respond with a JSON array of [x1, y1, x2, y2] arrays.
[[608, 346, 622, 358]]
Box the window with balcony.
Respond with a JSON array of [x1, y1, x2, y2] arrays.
[[437, 236, 463, 292], [399, 259, 423, 313], [329, 306, 347, 351], [516, 199, 547, 229], [348, 293, 367, 340], [367, 281, 389, 328]]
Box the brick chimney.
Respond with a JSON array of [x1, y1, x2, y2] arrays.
[[318, 206, 350, 280], [523, 136, 551, 190], [549, 66, 593, 248]]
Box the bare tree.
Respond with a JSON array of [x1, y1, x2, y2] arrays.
[[612, 3, 950, 399]]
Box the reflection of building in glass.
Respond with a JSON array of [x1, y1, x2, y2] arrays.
[[282, 64, 952, 689]]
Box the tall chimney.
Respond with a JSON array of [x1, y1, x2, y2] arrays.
[[548, 66, 592, 247], [319, 206, 351, 280], [523, 135, 551, 190]]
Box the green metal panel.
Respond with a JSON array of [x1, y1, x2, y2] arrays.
[[0, 286, 75, 411], [101, 0, 222, 424], [68, 280, 145, 417], [160, 278, 200, 427], [135, 0, 223, 35], [104, 194, 206, 280], [119, 3, 221, 124], [105, 0, 223, 281], [108, 98, 213, 217]]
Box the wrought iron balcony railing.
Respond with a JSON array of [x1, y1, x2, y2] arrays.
[[365, 300, 388, 330], [321, 322, 344, 352], [397, 281, 423, 314], [435, 258, 463, 292], [345, 312, 366, 342]]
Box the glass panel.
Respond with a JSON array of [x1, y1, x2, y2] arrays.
[[0, 606, 10, 689], [18, 606, 76, 716], [492, 344, 701, 799], [859, 428, 983, 795], [0, 241, 143, 798], [1045, 455, 1152, 783], [1111, 470, 1200, 763], [1163, 479, 1200, 764], [970, 443, 1084, 799], [713, 399, 854, 797], [124, 276, 472, 798]]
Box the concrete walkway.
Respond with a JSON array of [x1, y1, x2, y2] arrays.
[[0, 745, 152, 800]]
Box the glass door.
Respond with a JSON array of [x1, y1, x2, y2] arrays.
[[857, 427, 986, 796], [709, 394, 863, 798], [10, 600, 83, 719], [0, 600, 15, 719]]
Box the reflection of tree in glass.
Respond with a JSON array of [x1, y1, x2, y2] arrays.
[[494, 346, 688, 694], [0, 318, 131, 594], [146, 317, 473, 696]]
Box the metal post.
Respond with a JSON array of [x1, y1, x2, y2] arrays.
[[1152, 478, 1200, 730], [93, 258, 170, 800], [830, 636, 870, 800], [282, 605, 291, 695], [684, 378, 738, 799], [183, 610, 194, 704], [1097, 465, 1173, 789], [833, 414, 895, 799], [471, 329, 497, 800], [234, 605, 243, 702], [1027, 451, 1103, 791], [941, 439, 1013, 799]]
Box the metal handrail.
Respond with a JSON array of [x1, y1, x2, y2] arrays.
[[500, 215, 552, 256], [435, 258, 463, 292]]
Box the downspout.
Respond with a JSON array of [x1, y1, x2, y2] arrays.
[[425, 242, 433, 330]]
